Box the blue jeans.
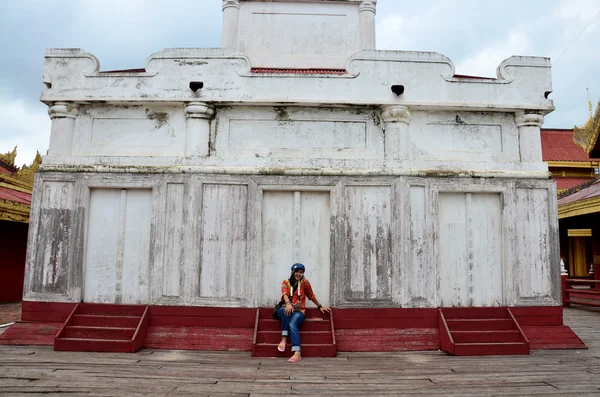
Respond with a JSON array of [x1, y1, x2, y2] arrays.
[[276, 307, 305, 352]]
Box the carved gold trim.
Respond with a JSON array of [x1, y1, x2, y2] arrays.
[[14, 152, 41, 185], [568, 229, 592, 237], [574, 101, 600, 155], [0, 146, 17, 167], [558, 196, 600, 219], [0, 199, 30, 223], [547, 161, 600, 168]]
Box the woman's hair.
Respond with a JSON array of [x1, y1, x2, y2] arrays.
[[288, 269, 304, 290]]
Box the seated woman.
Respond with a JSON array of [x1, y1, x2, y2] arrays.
[[275, 263, 330, 363]]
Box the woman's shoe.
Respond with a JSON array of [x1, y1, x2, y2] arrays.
[[287, 355, 301, 363], [277, 342, 286, 352]]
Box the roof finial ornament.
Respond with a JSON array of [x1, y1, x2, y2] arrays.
[[0, 146, 17, 167]]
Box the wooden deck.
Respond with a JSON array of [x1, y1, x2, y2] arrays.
[[0, 306, 599, 396]]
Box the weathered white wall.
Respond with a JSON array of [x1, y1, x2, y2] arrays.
[[73, 105, 186, 157], [200, 184, 248, 302], [30, 3, 559, 309], [260, 190, 331, 306], [24, 174, 561, 308], [438, 193, 503, 307], [48, 104, 548, 177], [84, 189, 152, 304], [236, 1, 360, 69], [344, 185, 392, 304]]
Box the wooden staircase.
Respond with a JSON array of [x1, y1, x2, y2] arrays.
[[54, 303, 149, 353], [252, 308, 336, 357], [439, 307, 529, 356]]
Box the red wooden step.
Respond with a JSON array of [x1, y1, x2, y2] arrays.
[[454, 342, 529, 356], [441, 307, 508, 319], [258, 318, 331, 332], [77, 303, 146, 316], [253, 343, 336, 357], [451, 330, 522, 343], [256, 330, 332, 344], [71, 314, 141, 328], [446, 318, 514, 331], [258, 307, 329, 319], [64, 326, 135, 340], [54, 338, 133, 353]]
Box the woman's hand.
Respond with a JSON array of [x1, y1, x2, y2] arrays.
[[319, 306, 331, 314], [284, 302, 293, 315]]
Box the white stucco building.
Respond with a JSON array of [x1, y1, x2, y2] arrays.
[[25, 0, 559, 310]]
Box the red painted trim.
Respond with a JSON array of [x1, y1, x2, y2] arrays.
[[149, 306, 255, 316], [22, 301, 77, 322], [563, 278, 600, 308], [329, 309, 336, 349], [334, 308, 438, 318], [132, 305, 149, 353], [79, 302, 146, 316], [509, 306, 562, 317], [560, 275, 569, 307], [566, 289, 600, 296], [13, 303, 586, 354], [566, 300, 600, 307], [507, 308, 530, 346], [251, 308, 259, 356], [512, 316, 563, 326], [565, 279, 600, 284], [440, 307, 508, 318], [438, 309, 455, 355]]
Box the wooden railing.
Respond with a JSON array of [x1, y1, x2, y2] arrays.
[[563, 278, 600, 308]]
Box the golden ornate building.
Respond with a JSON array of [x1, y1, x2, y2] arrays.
[[554, 101, 600, 278], [0, 147, 40, 302]]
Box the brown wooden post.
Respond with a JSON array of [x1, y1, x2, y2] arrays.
[[562, 276, 570, 307]]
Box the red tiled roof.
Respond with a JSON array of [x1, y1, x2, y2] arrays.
[[555, 177, 595, 191], [250, 68, 347, 75], [541, 129, 600, 162], [0, 186, 31, 205], [558, 178, 600, 205], [452, 74, 496, 80], [99, 68, 146, 74]]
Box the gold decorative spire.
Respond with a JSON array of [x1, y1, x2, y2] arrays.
[[574, 99, 600, 156], [14, 151, 42, 184], [0, 146, 17, 167]]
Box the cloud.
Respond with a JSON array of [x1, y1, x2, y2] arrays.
[[455, 31, 533, 77], [0, 99, 50, 166]]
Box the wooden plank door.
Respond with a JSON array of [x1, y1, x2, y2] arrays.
[[438, 192, 503, 307], [261, 191, 331, 307]]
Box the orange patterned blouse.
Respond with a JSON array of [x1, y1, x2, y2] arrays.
[[281, 278, 316, 314]]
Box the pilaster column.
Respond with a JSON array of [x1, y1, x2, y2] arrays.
[[222, 0, 240, 49], [515, 111, 544, 163], [381, 105, 411, 160], [47, 102, 78, 156], [185, 102, 215, 157], [359, 0, 377, 50]]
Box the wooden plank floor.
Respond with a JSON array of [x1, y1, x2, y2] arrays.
[[0, 306, 599, 396]]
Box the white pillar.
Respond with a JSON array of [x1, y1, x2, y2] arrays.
[[381, 105, 411, 160], [185, 102, 215, 157], [222, 0, 240, 49], [515, 111, 544, 163], [359, 1, 377, 50], [47, 102, 78, 156]]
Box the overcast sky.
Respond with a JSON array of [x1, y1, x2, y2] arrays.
[[1, 0, 599, 166]]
